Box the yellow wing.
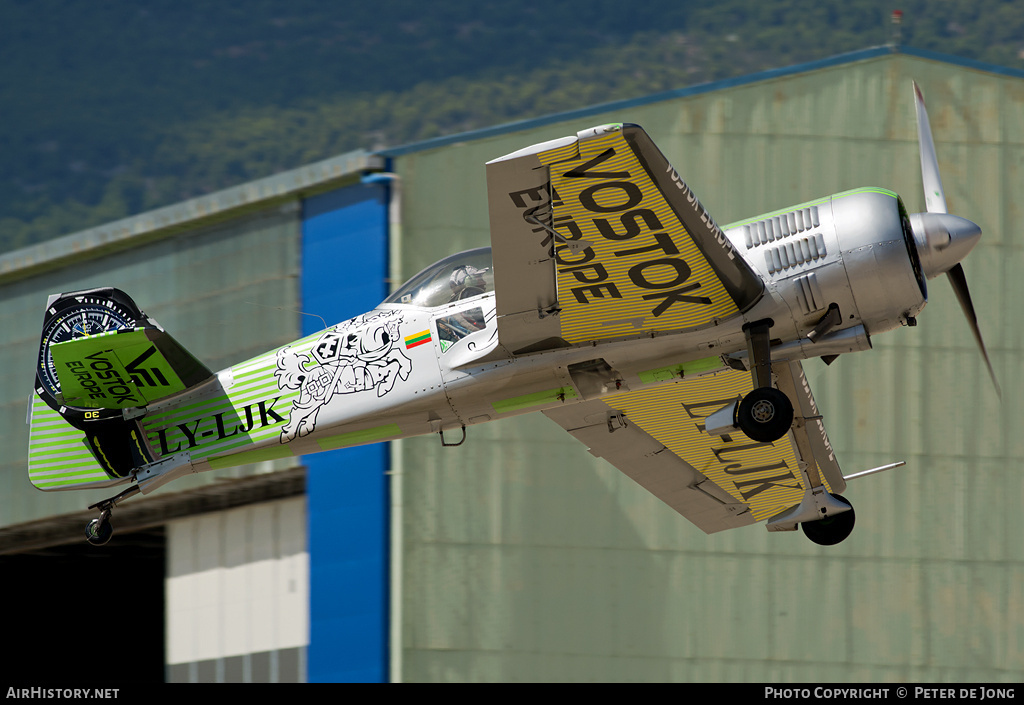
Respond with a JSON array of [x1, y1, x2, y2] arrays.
[[543, 361, 844, 533], [485, 123, 763, 355]]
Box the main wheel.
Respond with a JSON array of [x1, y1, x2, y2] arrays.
[[801, 494, 855, 546], [736, 387, 793, 442], [85, 518, 113, 546]]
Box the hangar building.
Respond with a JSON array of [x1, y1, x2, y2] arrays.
[[1, 46, 1021, 683]]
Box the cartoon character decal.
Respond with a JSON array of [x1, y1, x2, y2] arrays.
[[275, 310, 412, 442]]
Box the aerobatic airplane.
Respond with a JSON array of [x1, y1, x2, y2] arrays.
[[29, 82, 995, 546]]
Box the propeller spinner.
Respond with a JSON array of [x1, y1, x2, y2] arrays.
[[909, 81, 999, 396]]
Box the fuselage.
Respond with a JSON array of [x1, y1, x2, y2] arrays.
[[137, 186, 926, 477]]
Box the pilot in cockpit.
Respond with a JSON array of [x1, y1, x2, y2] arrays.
[[448, 264, 489, 301]]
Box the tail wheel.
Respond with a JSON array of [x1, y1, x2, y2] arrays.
[[85, 518, 113, 546], [736, 387, 793, 443], [801, 494, 855, 546]]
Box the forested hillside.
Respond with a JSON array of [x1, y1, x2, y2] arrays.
[[2, 0, 1022, 251]]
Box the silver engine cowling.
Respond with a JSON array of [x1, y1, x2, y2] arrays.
[[830, 190, 928, 335]]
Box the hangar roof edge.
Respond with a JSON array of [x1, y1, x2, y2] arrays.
[[379, 44, 1024, 158], [0, 150, 384, 284], [6, 44, 1021, 284]]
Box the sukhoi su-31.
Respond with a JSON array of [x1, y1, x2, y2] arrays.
[[29, 82, 996, 547]]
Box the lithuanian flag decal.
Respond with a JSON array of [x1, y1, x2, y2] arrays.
[[404, 330, 432, 349]]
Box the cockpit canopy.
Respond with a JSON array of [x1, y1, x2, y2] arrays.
[[384, 247, 493, 308]]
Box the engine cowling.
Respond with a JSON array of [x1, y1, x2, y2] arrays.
[[830, 189, 927, 335], [728, 189, 928, 340]]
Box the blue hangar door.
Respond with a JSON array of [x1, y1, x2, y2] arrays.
[[302, 179, 391, 682]]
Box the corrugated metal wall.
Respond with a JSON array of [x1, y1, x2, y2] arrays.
[[0, 204, 302, 526], [392, 52, 1023, 681], [0, 151, 381, 535], [166, 496, 308, 682], [0, 148, 394, 682]]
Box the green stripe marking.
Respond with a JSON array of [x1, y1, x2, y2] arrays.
[[207, 445, 295, 470], [492, 387, 579, 414], [724, 187, 898, 230], [638, 355, 724, 383], [317, 423, 403, 451]]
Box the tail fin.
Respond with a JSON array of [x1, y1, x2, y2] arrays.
[[30, 287, 213, 489]]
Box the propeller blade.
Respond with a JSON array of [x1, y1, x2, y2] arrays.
[[913, 81, 948, 214], [946, 263, 1000, 397]]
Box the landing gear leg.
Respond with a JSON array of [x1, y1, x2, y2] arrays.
[[736, 319, 793, 443], [85, 485, 140, 546]]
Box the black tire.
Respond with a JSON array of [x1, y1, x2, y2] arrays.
[[85, 518, 113, 546], [801, 494, 855, 546], [736, 387, 794, 443]]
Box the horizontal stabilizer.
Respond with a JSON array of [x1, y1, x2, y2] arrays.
[[51, 327, 213, 409]]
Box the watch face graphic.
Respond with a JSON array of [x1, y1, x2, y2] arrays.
[[36, 294, 140, 402]]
